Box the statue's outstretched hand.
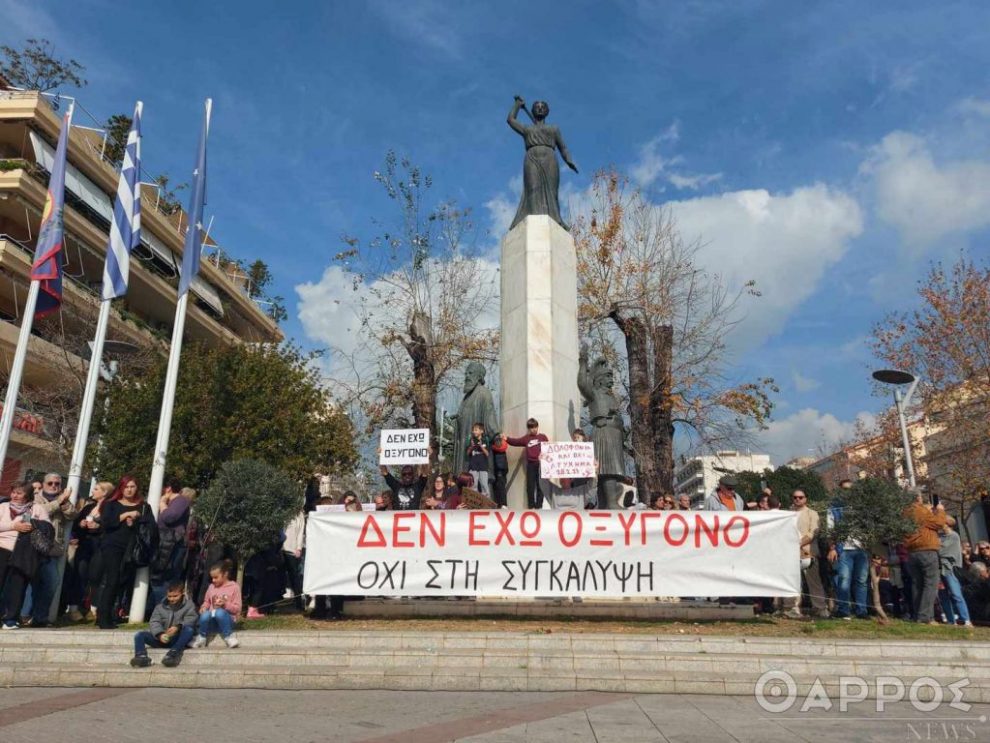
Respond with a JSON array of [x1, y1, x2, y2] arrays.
[[514, 95, 525, 105], [567, 160, 579, 174]]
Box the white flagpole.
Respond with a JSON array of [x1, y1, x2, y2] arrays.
[[65, 100, 142, 504], [128, 292, 189, 622], [129, 99, 210, 623], [0, 102, 74, 481], [0, 282, 42, 475], [65, 299, 111, 502]]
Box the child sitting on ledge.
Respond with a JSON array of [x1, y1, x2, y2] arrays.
[[190, 560, 242, 649]]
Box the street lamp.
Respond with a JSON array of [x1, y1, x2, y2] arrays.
[[872, 369, 920, 489]]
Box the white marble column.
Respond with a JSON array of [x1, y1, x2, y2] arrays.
[[499, 216, 580, 509]]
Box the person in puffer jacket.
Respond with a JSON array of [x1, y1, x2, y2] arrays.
[[130, 580, 199, 668]]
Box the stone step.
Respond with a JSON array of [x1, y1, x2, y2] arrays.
[[3, 629, 989, 661], [3, 662, 988, 702], [343, 598, 755, 621], [2, 644, 988, 678]]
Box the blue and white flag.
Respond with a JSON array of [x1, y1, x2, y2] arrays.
[[177, 99, 210, 297], [102, 102, 142, 300]]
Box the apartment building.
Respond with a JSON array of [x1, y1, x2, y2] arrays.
[[673, 450, 772, 506], [0, 84, 281, 486]]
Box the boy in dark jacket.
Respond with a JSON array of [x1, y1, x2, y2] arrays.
[[131, 580, 198, 668], [491, 433, 509, 508]]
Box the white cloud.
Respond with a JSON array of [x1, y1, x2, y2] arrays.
[[669, 184, 864, 346], [484, 175, 521, 239], [668, 171, 723, 190], [630, 124, 728, 192], [296, 256, 500, 386], [955, 97, 990, 118], [296, 265, 367, 371], [791, 370, 821, 393], [757, 408, 876, 466], [369, 0, 465, 57], [0, 0, 56, 42], [861, 131, 990, 248], [630, 124, 680, 187]]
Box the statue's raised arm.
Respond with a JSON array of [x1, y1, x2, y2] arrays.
[[507, 97, 577, 231], [507, 96, 528, 136]]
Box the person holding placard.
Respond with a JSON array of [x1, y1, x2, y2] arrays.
[[379, 459, 429, 512], [546, 429, 597, 510]]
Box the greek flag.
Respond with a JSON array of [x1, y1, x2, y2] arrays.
[[31, 110, 71, 318], [177, 99, 210, 297], [102, 102, 142, 300]]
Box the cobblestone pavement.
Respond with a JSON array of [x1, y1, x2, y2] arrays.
[[0, 687, 987, 742]]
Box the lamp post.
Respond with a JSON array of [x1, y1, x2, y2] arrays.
[[872, 369, 919, 489]]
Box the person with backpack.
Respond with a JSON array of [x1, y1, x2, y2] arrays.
[[94, 476, 157, 630], [0, 481, 53, 629]]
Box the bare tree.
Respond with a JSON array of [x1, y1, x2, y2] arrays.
[[329, 151, 499, 441], [574, 170, 775, 501], [0, 38, 86, 92], [872, 255, 990, 537], [3, 300, 156, 471]]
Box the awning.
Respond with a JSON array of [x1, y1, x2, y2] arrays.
[[191, 274, 224, 317], [29, 130, 113, 223], [140, 231, 177, 273]]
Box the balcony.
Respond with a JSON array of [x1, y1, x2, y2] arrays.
[[0, 91, 281, 342]]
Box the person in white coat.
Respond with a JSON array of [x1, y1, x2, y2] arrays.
[[282, 509, 306, 612]]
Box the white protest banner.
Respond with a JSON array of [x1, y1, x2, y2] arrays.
[[540, 441, 595, 479], [304, 510, 800, 598], [379, 428, 430, 466]]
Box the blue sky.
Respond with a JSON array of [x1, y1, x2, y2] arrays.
[[7, 0, 990, 463]]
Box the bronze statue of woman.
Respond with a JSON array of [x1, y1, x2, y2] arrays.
[[507, 96, 578, 231]]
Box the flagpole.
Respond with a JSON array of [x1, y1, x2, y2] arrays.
[[128, 288, 189, 623], [0, 282, 42, 475], [130, 98, 210, 623], [65, 100, 142, 504], [0, 102, 74, 482], [65, 299, 110, 501]]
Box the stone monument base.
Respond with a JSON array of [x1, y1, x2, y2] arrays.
[[499, 216, 580, 509]]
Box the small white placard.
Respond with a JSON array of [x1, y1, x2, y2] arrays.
[[379, 428, 430, 465], [540, 441, 595, 479]]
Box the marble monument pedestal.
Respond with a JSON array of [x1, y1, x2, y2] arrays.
[[499, 216, 580, 509]]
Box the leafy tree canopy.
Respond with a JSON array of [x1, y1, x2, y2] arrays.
[[94, 342, 356, 488], [194, 458, 300, 567], [821, 477, 916, 550], [102, 113, 132, 168], [734, 465, 828, 508], [0, 38, 86, 91]]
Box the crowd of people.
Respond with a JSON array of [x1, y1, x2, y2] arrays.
[[1, 444, 987, 667], [769, 479, 990, 626]]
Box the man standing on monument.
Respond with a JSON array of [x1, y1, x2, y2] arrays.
[[452, 362, 498, 477]]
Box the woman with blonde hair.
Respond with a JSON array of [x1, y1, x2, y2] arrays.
[[65, 481, 114, 622]]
